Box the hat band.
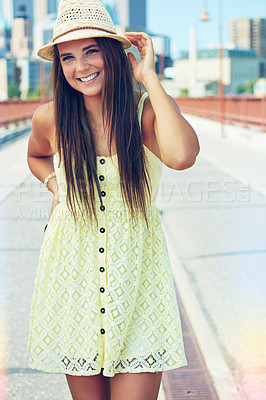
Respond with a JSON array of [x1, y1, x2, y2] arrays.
[[53, 26, 116, 43]]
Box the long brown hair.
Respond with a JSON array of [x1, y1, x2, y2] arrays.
[[52, 37, 151, 227]]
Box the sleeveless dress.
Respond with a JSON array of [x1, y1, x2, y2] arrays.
[[27, 93, 187, 377]]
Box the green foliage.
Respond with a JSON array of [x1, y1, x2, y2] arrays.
[[8, 81, 21, 99], [26, 86, 42, 99], [236, 80, 256, 94], [180, 88, 189, 96]]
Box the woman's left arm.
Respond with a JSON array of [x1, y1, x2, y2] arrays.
[[125, 32, 200, 170]]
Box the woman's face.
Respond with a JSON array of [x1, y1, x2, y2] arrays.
[[57, 38, 105, 99]]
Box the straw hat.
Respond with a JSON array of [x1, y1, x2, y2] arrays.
[[37, 0, 132, 61]]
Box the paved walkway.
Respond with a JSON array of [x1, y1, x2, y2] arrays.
[[158, 116, 266, 400]]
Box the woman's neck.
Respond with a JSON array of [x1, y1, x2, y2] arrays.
[[84, 94, 103, 122]]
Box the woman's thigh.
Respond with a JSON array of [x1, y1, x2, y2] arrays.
[[110, 371, 163, 400], [65, 369, 110, 400]]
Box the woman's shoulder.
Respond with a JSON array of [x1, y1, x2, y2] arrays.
[[31, 101, 56, 152], [33, 100, 55, 127], [32, 100, 55, 137]]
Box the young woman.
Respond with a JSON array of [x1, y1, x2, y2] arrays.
[[27, 1, 200, 399]]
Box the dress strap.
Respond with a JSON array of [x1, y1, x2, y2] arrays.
[[137, 92, 149, 128]]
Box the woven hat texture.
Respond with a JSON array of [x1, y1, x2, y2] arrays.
[[37, 0, 132, 61]]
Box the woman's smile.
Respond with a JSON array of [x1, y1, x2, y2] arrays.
[[77, 71, 100, 83]]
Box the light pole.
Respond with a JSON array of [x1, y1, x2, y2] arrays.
[[200, 0, 225, 137]]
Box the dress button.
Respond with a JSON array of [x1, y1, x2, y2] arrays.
[[100, 227, 105, 233], [99, 267, 105, 272], [101, 191, 106, 197], [99, 175, 105, 181], [99, 247, 104, 253], [100, 159, 105, 165], [101, 308, 105, 314], [100, 287, 105, 293], [100, 205, 105, 211], [101, 328, 105, 334]]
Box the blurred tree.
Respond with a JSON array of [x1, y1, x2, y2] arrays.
[[180, 88, 189, 96], [236, 80, 256, 94], [8, 81, 21, 99], [26, 86, 42, 99]]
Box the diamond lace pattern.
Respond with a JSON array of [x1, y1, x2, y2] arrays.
[[27, 93, 187, 377]]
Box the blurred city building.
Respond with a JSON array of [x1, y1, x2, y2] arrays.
[[33, 0, 57, 57], [116, 0, 146, 31], [0, 58, 18, 100], [150, 34, 172, 77], [0, 0, 12, 56], [0, 18, 11, 57], [11, 4, 32, 58], [17, 58, 52, 98], [1, 0, 13, 25], [175, 47, 259, 97], [230, 17, 266, 77], [0, 56, 52, 100], [230, 17, 266, 58], [13, 0, 33, 30]]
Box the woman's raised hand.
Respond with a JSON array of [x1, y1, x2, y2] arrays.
[[125, 32, 156, 86]]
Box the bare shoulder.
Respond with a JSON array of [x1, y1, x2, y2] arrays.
[[32, 101, 55, 134], [28, 101, 56, 157]]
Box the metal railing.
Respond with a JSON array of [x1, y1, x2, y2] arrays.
[[176, 95, 266, 132], [0, 99, 47, 129]]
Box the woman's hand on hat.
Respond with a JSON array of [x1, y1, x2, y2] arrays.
[[125, 32, 157, 87]]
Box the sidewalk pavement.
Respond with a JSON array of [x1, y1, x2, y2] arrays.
[[156, 115, 266, 400]]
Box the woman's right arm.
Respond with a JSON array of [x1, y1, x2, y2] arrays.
[[27, 104, 59, 216]]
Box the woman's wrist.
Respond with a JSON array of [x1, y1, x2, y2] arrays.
[[43, 171, 58, 195], [141, 71, 160, 92], [48, 179, 59, 196]]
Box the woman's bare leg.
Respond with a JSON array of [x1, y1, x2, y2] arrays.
[[110, 371, 162, 400], [65, 369, 110, 400]]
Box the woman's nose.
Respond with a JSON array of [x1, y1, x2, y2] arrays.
[[76, 57, 88, 72]]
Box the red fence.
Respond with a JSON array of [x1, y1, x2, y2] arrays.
[[1, 96, 266, 132], [176, 95, 266, 132], [0, 99, 48, 128]]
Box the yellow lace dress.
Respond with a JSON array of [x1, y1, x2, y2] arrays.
[[27, 93, 187, 377]]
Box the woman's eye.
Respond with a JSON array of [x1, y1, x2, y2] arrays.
[[86, 49, 98, 55], [62, 56, 73, 62]]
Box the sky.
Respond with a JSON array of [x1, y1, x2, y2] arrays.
[[146, 0, 266, 57]]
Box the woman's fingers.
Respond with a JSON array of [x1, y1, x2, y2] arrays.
[[127, 52, 138, 69], [125, 32, 152, 49]]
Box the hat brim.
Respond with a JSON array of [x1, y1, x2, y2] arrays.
[[37, 29, 132, 61]]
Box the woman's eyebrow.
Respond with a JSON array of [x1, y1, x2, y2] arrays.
[[59, 45, 99, 58], [82, 45, 99, 51]]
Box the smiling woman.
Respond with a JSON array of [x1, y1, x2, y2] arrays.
[[57, 39, 105, 101], [26, 0, 199, 399]]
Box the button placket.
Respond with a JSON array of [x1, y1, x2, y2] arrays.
[[98, 157, 107, 341]]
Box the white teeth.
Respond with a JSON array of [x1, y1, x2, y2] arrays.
[[79, 73, 98, 82]]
